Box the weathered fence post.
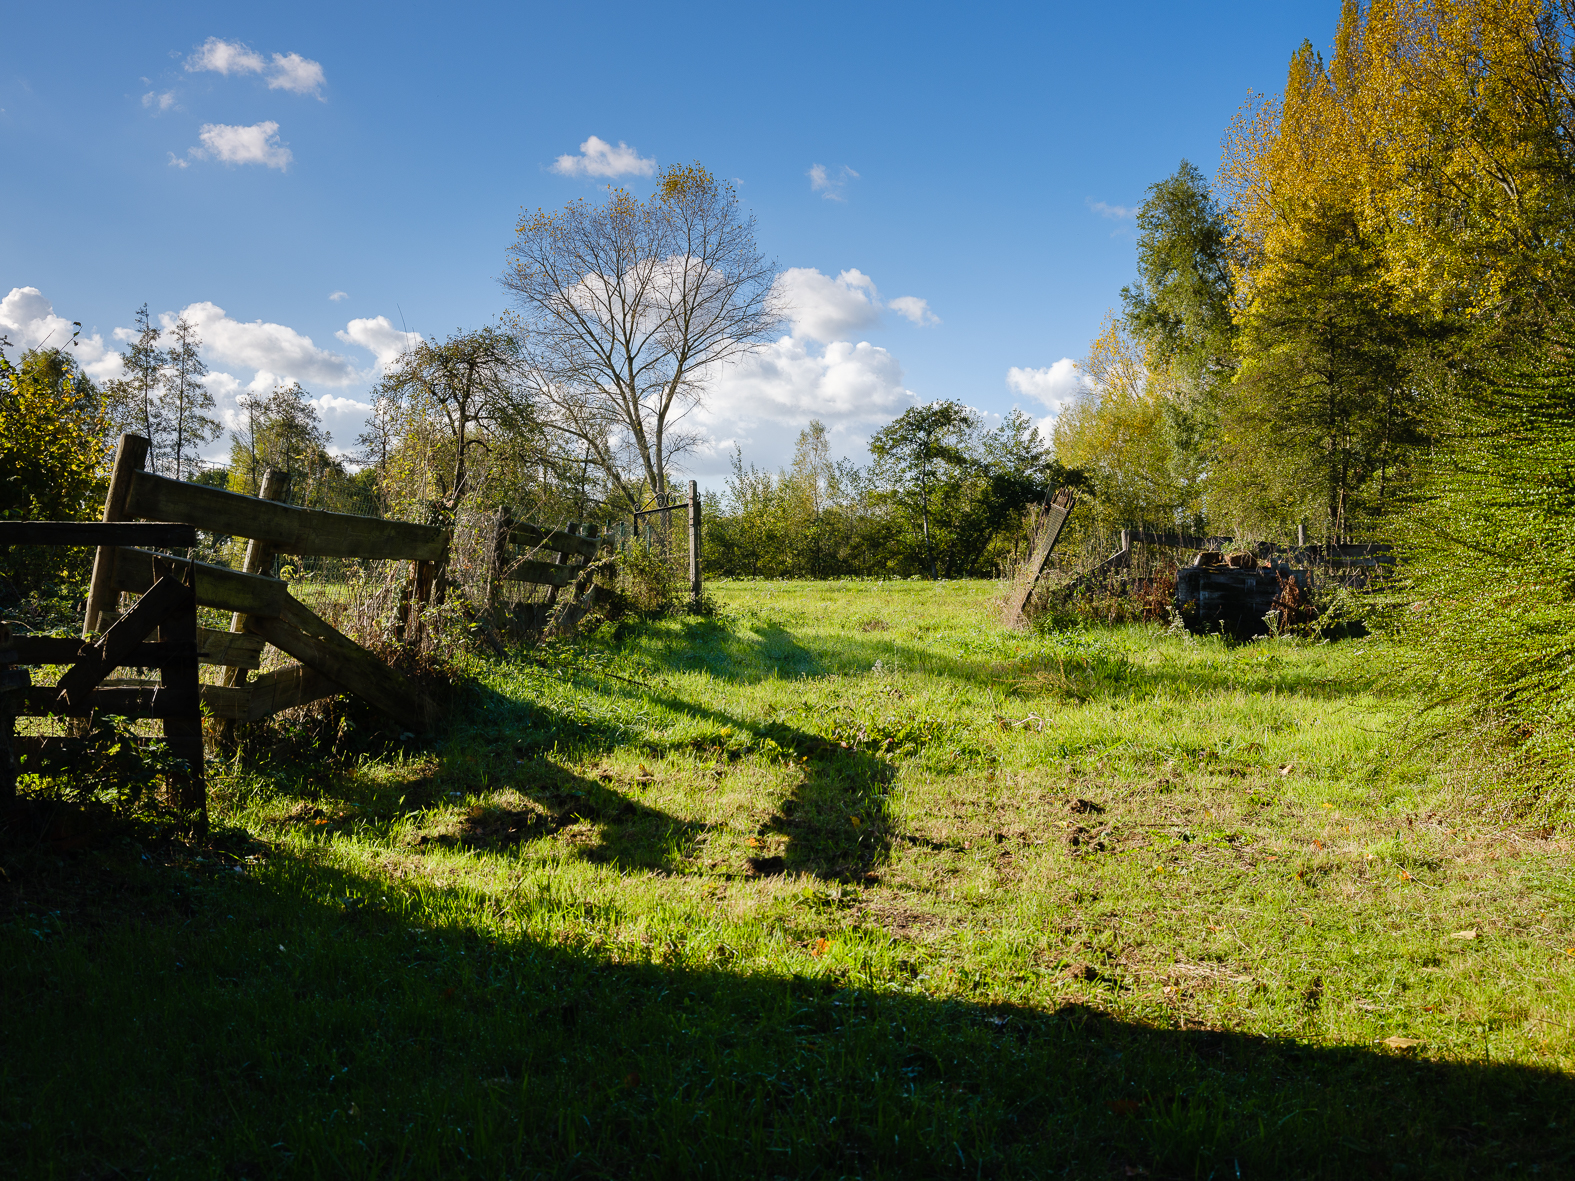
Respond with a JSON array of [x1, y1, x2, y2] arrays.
[[218, 468, 291, 748], [1297, 522, 1307, 547], [224, 469, 290, 671], [155, 557, 206, 829], [487, 508, 513, 617], [83, 433, 150, 638], [544, 522, 579, 611], [687, 480, 701, 609], [1001, 487, 1078, 629], [0, 620, 24, 807]]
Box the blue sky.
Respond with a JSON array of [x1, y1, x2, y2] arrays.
[[2, 0, 1338, 483]]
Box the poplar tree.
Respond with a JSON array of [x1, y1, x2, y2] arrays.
[[102, 304, 168, 469], [157, 314, 219, 481]]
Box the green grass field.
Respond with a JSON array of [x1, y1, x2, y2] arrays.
[[4, 579, 1574, 1178]]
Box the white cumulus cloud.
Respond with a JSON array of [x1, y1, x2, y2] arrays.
[[692, 335, 916, 475], [1006, 358, 1082, 417], [336, 316, 419, 371], [188, 121, 292, 170], [774, 268, 939, 342], [265, 52, 326, 97], [315, 394, 372, 413], [551, 136, 655, 178], [186, 37, 267, 76], [185, 37, 326, 98], [0, 286, 122, 381], [776, 268, 881, 344], [173, 301, 360, 387]]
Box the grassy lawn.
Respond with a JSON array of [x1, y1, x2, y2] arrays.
[[4, 578, 1573, 1178]]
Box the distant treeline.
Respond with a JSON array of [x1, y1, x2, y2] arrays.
[[704, 409, 1078, 581]]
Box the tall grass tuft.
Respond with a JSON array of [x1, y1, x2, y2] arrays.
[[1403, 325, 1575, 817]]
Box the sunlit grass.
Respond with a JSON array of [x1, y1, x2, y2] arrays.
[[3, 578, 1572, 1178]]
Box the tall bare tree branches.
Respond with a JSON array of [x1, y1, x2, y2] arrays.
[[502, 164, 780, 509]]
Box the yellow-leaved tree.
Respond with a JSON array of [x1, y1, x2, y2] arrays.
[[1052, 317, 1205, 535]]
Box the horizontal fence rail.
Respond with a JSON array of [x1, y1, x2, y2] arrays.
[[0, 521, 198, 548], [124, 470, 450, 561]]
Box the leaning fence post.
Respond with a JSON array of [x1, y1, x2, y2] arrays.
[[687, 480, 701, 609], [83, 433, 151, 638]]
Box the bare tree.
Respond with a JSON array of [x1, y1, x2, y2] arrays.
[[502, 163, 781, 510]]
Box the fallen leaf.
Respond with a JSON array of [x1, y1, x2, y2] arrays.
[[636, 763, 654, 781], [811, 937, 829, 957], [1107, 1099, 1142, 1117], [744, 837, 760, 847], [623, 1072, 640, 1088], [849, 815, 863, 829], [1399, 870, 1414, 880], [1447, 929, 1477, 940], [1382, 1036, 1422, 1050], [1278, 765, 1293, 776], [1313, 840, 1323, 850]]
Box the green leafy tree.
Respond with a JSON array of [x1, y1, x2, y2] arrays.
[[0, 341, 108, 594], [373, 327, 536, 514], [228, 383, 356, 509], [1220, 208, 1426, 539], [869, 400, 980, 579], [1122, 160, 1236, 388]]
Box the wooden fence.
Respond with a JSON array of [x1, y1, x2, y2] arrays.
[[1, 521, 207, 822], [485, 516, 613, 640], [1, 433, 644, 815], [72, 434, 449, 735]]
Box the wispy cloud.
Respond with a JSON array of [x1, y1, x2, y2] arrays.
[[185, 37, 326, 99], [888, 295, 940, 327], [328, 290, 349, 302], [808, 163, 859, 202], [187, 121, 293, 170], [141, 90, 177, 112], [550, 135, 655, 178], [1088, 198, 1136, 220]]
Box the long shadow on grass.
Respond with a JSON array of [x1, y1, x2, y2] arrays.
[[641, 616, 1374, 708], [448, 665, 897, 881], [5, 842, 1572, 1180], [590, 674, 897, 881]]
